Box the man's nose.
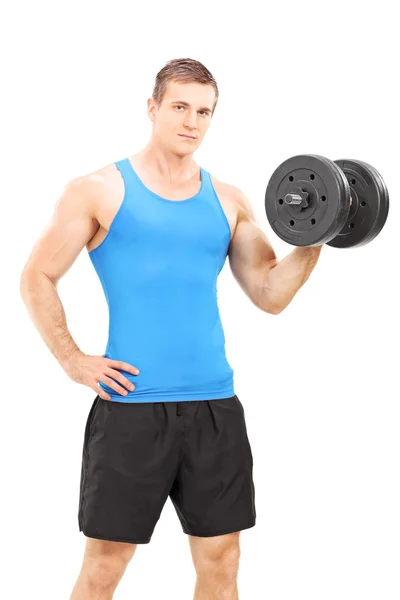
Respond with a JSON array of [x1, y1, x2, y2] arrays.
[[183, 110, 197, 129]]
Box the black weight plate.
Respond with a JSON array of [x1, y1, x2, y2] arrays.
[[265, 155, 351, 246], [327, 159, 389, 248]]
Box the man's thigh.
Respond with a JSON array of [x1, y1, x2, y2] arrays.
[[169, 396, 256, 538]]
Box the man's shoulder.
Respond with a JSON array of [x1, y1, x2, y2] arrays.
[[209, 173, 243, 203], [67, 161, 121, 199], [56, 162, 123, 223], [209, 173, 249, 214]]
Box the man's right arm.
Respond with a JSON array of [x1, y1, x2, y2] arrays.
[[20, 175, 100, 369], [20, 173, 140, 400]]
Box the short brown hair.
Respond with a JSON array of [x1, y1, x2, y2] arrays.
[[152, 58, 219, 114]]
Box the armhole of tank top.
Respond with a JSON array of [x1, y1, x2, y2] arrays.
[[88, 161, 130, 256], [207, 173, 232, 243]]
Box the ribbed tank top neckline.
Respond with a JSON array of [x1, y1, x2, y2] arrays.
[[125, 158, 206, 204]]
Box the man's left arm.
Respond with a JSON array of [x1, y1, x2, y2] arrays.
[[228, 189, 323, 314]]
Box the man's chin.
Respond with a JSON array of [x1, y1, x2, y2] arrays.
[[173, 145, 196, 157]]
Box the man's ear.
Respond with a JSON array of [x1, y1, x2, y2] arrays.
[[147, 98, 157, 122]]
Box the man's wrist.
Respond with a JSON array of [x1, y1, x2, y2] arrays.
[[60, 346, 84, 371]]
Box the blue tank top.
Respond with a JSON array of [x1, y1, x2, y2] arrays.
[[88, 158, 235, 402]]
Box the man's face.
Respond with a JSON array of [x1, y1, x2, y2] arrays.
[[148, 80, 216, 156]]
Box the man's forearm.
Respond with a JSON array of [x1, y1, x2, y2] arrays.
[[262, 246, 323, 313], [20, 270, 82, 369]]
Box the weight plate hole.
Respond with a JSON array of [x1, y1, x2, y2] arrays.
[[351, 178, 356, 185], [349, 223, 355, 229], [361, 201, 366, 207], [288, 176, 294, 182], [278, 198, 283, 205], [309, 174, 315, 180], [321, 195, 326, 202], [289, 220, 295, 226], [310, 219, 316, 225]]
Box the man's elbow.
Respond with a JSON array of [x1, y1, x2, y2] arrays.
[[20, 267, 35, 300], [254, 295, 285, 315], [19, 267, 48, 300], [266, 303, 284, 315]]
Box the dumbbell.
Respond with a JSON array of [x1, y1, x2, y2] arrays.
[[265, 155, 389, 247]]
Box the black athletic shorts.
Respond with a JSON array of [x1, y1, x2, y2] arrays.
[[78, 394, 256, 544]]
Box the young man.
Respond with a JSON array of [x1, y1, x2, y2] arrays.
[[20, 58, 322, 599]]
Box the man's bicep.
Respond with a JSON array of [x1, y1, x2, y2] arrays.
[[22, 178, 99, 284], [228, 189, 277, 305]]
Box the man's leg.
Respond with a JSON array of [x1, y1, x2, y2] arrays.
[[76, 398, 182, 596], [69, 537, 137, 600], [189, 532, 241, 600]]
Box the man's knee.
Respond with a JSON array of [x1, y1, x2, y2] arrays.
[[82, 538, 137, 590], [190, 533, 241, 580]]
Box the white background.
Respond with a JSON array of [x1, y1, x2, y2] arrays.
[[2, 1, 399, 598]]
